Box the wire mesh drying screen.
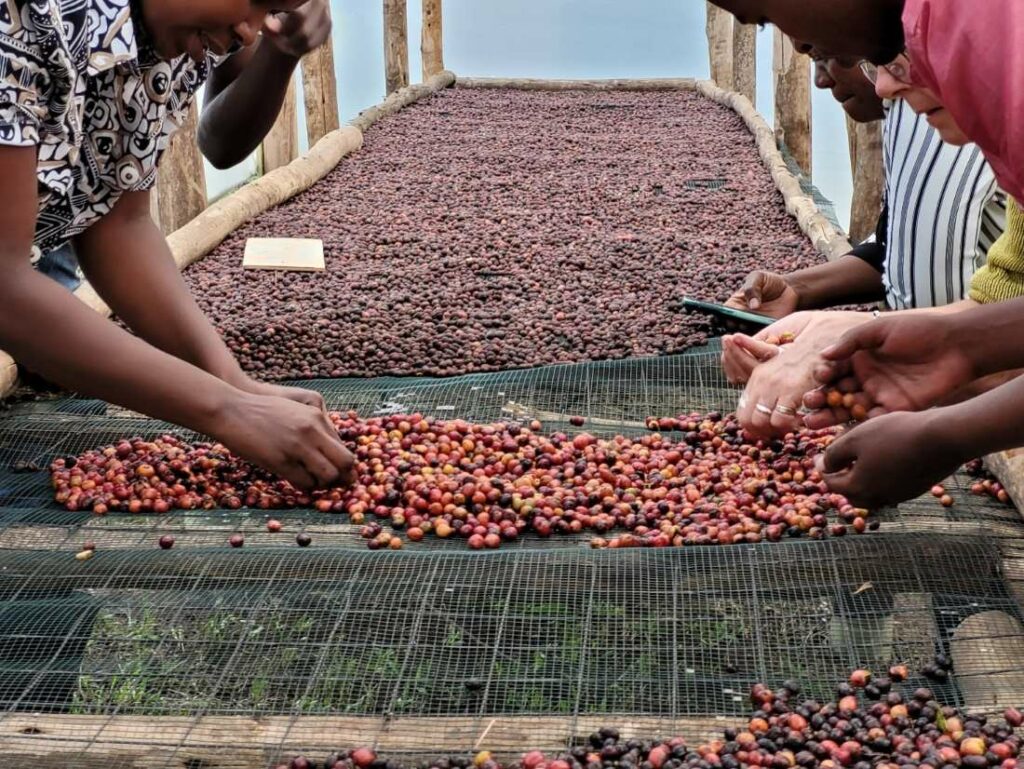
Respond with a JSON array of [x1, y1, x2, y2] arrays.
[[1, 349, 1024, 768]]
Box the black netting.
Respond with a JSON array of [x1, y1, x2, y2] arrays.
[[0, 347, 1023, 767]]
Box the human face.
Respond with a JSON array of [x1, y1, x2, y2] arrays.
[[813, 58, 885, 124], [870, 56, 970, 145], [139, 0, 306, 63], [709, 0, 905, 64]]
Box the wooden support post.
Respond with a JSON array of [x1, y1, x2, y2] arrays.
[[846, 117, 885, 243], [384, 0, 410, 95], [773, 29, 812, 177], [705, 3, 734, 90], [155, 102, 207, 234], [262, 77, 300, 173], [732, 22, 756, 105], [301, 24, 340, 147], [421, 0, 444, 79]]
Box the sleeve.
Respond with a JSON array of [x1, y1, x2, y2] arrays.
[[0, 6, 47, 146], [970, 198, 1024, 303], [847, 200, 889, 272]]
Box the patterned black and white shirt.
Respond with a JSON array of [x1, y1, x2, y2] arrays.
[[850, 99, 1006, 309], [0, 0, 218, 256]]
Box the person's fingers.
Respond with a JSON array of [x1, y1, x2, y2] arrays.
[[316, 430, 358, 488], [736, 386, 756, 428], [812, 358, 849, 386], [802, 387, 828, 410], [263, 13, 285, 35], [821, 320, 889, 361], [836, 376, 860, 394], [279, 461, 317, 491], [802, 409, 841, 430], [769, 395, 802, 434], [829, 406, 851, 425], [732, 335, 782, 363], [821, 431, 860, 474], [742, 272, 766, 311], [868, 405, 889, 420], [721, 337, 759, 385], [746, 394, 777, 437], [724, 294, 747, 311], [301, 450, 343, 489]]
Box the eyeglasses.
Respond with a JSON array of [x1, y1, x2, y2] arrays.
[[859, 55, 912, 85]]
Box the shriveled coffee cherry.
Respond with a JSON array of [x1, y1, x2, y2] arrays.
[[295, 532, 312, 547], [158, 535, 175, 550]]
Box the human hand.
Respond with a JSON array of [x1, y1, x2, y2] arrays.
[[236, 377, 328, 415], [263, 0, 332, 59], [725, 270, 800, 318], [215, 392, 357, 490], [802, 314, 976, 430], [735, 311, 870, 438], [816, 411, 962, 508], [721, 334, 783, 385]]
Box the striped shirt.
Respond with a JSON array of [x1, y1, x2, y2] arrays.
[[853, 99, 1006, 310]]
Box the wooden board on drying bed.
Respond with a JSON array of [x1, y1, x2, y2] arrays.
[[243, 237, 325, 271]]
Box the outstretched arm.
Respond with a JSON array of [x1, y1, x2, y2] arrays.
[[0, 147, 353, 489], [819, 373, 1024, 508]]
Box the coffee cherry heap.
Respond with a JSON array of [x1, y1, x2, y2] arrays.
[[276, 670, 1024, 769], [51, 411, 871, 550]]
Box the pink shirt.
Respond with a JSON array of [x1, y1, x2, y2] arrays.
[[903, 0, 1024, 203]]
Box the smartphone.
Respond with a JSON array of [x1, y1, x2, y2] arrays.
[[681, 297, 776, 335]]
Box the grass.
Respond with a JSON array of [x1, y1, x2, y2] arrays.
[[66, 587, 884, 719]]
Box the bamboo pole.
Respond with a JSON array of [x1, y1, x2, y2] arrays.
[[846, 117, 885, 243], [155, 102, 208, 235], [421, 0, 444, 79], [0, 73, 455, 401], [732, 22, 757, 105], [351, 69, 455, 132], [262, 77, 300, 173], [705, 2, 734, 90], [772, 29, 812, 177], [301, 23, 341, 146], [384, 0, 410, 94]]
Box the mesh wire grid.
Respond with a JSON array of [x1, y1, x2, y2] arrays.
[[0, 346, 1023, 767]]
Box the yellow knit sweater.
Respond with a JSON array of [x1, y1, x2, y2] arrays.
[[970, 197, 1024, 303]]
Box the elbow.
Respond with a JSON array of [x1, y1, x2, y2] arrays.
[[196, 120, 241, 170]]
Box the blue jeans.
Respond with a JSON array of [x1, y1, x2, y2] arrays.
[[36, 242, 81, 291]]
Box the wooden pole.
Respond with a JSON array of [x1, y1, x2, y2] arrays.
[[155, 102, 207, 234], [846, 117, 885, 242], [773, 29, 812, 177], [384, 0, 410, 95], [732, 22, 756, 105], [301, 24, 340, 146], [705, 3, 734, 90], [262, 77, 300, 173], [421, 0, 444, 79]]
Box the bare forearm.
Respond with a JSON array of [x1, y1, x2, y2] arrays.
[[936, 297, 1024, 376], [787, 255, 886, 310], [199, 41, 299, 168], [929, 374, 1024, 460], [0, 267, 236, 433], [74, 202, 246, 386]]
